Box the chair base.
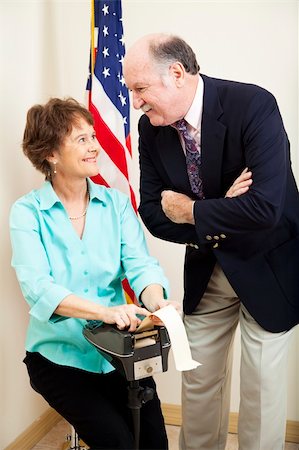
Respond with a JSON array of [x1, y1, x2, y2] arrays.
[[62, 425, 88, 450]]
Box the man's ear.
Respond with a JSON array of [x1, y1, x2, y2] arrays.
[[170, 61, 185, 87]]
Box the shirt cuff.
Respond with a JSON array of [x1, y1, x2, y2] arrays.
[[29, 285, 72, 323]]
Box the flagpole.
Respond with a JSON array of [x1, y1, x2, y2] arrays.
[[90, 0, 95, 77]]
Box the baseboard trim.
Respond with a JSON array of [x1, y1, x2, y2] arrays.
[[5, 404, 299, 449], [162, 403, 299, 444], [286, 420, 299, 444], [4, 408, 61, 450]]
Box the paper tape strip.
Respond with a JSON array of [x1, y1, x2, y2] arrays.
[[151, 305, 201, 371]]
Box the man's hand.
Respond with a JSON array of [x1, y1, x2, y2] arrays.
[[161, 190, 195, 224]]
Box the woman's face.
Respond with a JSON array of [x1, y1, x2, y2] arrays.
[[52, 117, 100, 180]]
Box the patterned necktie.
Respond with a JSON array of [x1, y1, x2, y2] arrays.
[[175, 119, 204, 199]]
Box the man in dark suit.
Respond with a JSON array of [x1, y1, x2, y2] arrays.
[[123, 33, 299, 450]]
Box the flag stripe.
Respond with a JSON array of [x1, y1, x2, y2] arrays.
[[96, 148, 131, 197], [90, 75, 129, 150], [89, 100, 129, 180], [126, 135, 132, 157], [91, 173, 109, 188]]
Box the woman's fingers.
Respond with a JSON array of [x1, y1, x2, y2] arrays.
[[107, 304, 149, 331], [148, 300, 182, 327]]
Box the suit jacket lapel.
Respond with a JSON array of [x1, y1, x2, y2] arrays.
[[154, 75, 227, 199], [156, 126, 192, 195], [201, 75, 226, 199]]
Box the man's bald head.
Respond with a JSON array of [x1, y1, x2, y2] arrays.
[[125, 33, 200, 76]]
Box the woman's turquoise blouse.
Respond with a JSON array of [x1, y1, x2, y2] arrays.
[[10, 179, 169, 373]]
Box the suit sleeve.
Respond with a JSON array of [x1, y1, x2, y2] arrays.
[[138, 116, 199, 246], [194, 89, 289, 244]]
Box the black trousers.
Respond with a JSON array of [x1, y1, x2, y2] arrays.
[[24, 352, 168, 450]]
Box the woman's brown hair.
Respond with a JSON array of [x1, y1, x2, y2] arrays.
[[22, 97, 94, 179]]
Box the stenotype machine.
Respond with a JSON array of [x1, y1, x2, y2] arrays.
[[82, 320, 171, 450]]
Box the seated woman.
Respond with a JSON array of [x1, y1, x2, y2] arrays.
[[9, 97, 180, 450]]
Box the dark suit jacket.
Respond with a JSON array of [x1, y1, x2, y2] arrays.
[[138, 74, 299, 332]]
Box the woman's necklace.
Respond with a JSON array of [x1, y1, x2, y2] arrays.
[[68, 189, 90, 221]]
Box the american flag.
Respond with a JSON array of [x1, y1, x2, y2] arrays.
[[87, 0, 137, 302], [87, 0, 136, 211]]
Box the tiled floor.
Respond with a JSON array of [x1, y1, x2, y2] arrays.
[[31, 418, 299, 450]]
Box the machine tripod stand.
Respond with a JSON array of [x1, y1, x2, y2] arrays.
[[127, 380, 155, 449]]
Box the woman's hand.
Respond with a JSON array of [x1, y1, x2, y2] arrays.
[[149, 299, 182, 326], [225, 168, 253, 198], [139, 284, 182, 325], [101, 303, 150, 332], [152, 299, 182, 314]]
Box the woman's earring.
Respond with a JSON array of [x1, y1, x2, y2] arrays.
[[53, 161, 57, 174]]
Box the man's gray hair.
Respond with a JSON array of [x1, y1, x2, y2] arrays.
[[149, 35, 200, 75]]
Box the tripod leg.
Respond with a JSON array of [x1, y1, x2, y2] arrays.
[[130, 408, 140, 450], [127, 381, 142, 450]]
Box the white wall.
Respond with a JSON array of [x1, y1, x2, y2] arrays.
[[1, 1, 298, 447]]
